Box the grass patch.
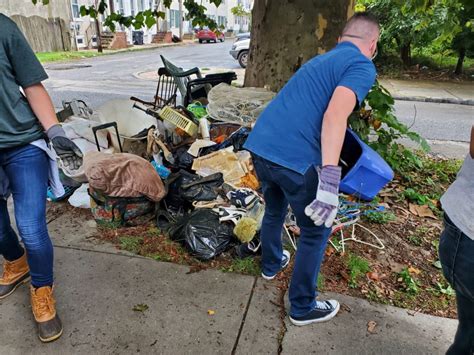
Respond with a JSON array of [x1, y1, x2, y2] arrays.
[[317, 273, 325, 292], [364, 211, 396, 224], [221, 257, 261, 276], [36, 51, 104, 63], [119, 236, 143, 254], [346, 254, 370, 288]]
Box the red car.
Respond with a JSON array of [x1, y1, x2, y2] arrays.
[[197, 28, 225, 43]]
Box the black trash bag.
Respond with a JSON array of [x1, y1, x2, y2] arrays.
[[200, 127, 251, 156], [168, 209, 235, 260], [166, 146, 195, 171], [164, 170, 224, 210]]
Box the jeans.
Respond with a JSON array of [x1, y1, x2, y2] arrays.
[[0, 144, 54, 287], [439, 213, 474, 355], [252, 154, 331, 317]]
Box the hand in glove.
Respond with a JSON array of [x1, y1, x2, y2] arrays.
[[304, 165, 341, 228], [47, 124, 83, 170]]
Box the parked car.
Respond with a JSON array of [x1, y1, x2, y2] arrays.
[[197, 28, 225, 43], [230, 38, 250, 68], [234, 32, 250, 42]]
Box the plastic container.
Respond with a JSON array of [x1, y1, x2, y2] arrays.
[[339, 129, 394, 201], [151, 161, 171, 179]]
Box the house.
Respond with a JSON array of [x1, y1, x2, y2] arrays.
[[0, 0, 73, 51]]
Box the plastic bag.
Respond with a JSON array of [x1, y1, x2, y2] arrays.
[[168, 209, 235, 260], [164, 170, 224, 210], [207, 84, 275, 126], [68, 184, 90, 208]]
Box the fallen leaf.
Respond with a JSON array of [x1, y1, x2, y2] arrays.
[[408, 266, 421, 275], [432, 260, 442, 269], [133, 303, 149, 312], [367, 320, 377, 334], [340, 270, 350, 281], [207, 310, 215, 315], [367, 272, 380, 281], [409, 203, 437, 219]]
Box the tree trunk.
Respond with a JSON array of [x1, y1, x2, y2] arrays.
[[95, 18, 103, 53], [244, 0, 355, 91], [178, 0, 183, 39], [400, 43, 411, 67], [454, 47, 466, 75]]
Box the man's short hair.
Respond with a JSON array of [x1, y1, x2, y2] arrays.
[[342, 12, 380, 39]]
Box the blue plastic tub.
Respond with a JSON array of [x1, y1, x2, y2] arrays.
[[339, 129, 394, 201]]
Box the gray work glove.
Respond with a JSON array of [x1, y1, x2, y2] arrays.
[[304, 165, 342, 228], [47, 124, 83, 170]]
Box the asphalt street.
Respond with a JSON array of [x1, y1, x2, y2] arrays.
[[43, 41, 474, 153]]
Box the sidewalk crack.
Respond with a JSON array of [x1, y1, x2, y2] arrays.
[[231, 276, 258, 355]]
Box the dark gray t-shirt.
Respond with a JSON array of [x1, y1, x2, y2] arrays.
[[0, 14, 48, 149]]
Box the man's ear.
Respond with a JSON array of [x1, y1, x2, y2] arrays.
[[470, 126, 474, 159]]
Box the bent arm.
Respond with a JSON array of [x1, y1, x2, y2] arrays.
[[23, 83, 59, 131], [321, 86, 357, 166]]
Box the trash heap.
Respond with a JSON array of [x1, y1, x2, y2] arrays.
[[52, 84, 276, 261]]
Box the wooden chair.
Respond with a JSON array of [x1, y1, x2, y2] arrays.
[[130, 67, 178, 109]]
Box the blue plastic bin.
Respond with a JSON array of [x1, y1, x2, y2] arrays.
[[339, 129, 394, 201]]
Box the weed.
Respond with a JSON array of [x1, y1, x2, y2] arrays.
[[346, 254, 370, 288], [434, 282, 455, 297], [408, 226, 429, 246], [222, 257, 261, 276], [408, 235, 423, 246], [403, 188, 430, 205], [317, 273, 325, 292], [398, 268, 420, 295], [364, 211, 396, 224], [119, 236, 143, 254]]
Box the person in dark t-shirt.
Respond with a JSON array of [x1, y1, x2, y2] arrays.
[[0, 14, 82, 343]]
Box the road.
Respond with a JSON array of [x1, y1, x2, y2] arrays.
[[43, 41, 473, 157]]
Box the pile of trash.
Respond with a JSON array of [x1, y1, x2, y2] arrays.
[[50, 85, 275, 261]]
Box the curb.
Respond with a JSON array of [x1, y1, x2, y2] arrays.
[[392, 95, 474, 106]]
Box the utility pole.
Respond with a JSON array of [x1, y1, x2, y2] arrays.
[[178, 0, 183, 39]]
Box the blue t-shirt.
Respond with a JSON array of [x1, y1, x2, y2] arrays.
[[244, 41, 376, 174]]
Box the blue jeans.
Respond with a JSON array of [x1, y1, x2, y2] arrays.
[[252, 154, 331, 317], [0, 144, 54, 287], [439, 213, 474, 355]]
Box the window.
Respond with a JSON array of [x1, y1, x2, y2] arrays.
[[71, 0, 80, 19], [217, 16, 226, 27], [118, 0, 125, 14], [169, 9, 180, 28], [138, 0, 145, 11], [130, 0, 135, 16]]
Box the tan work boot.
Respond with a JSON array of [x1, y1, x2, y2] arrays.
[[0, 252, 30, 299], [30, 286, 63, 343]]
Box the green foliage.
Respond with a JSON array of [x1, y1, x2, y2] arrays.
[[358, 0, 474, 72], [34, 0, 223, 32], [364, 211, 396, 224], [119, 236, 143, 254], [346, 254, 371, 288], [222, 257, 261, 276], [349, 80, 429, 173], [317, 273, 325, 292], [231, 4, 251, 17], [398, 267, 420, 295]]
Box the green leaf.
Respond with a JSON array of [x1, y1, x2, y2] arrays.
[[145, 15, 157, 29], [80, 5, 88, 17], [163, 0, 172, 8], [98, 0, 107, 14]]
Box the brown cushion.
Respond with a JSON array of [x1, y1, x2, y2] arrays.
[[84, 151, 165, 202]]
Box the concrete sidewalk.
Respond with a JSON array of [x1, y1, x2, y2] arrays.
[[379, 79, 474, 106], [0, 208, 458, 354]]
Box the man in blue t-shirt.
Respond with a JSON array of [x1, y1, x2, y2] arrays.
[[244, 12, 379, 325]]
